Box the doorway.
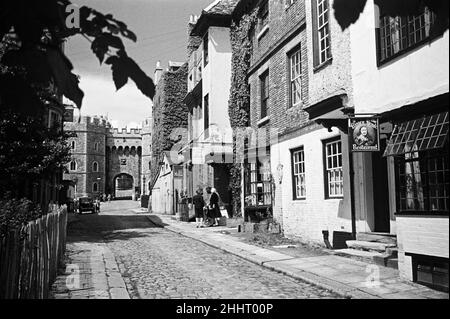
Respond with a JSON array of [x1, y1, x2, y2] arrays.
[[371, 139, 391, 233]]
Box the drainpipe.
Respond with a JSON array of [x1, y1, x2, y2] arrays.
[[348, 130, 357, 240]]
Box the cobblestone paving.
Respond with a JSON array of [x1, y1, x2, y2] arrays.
[[69, 201, 341, 299]]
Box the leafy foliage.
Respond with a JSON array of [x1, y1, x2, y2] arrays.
[[0, 0, 155, 112], [150, 65, 188, 187], [0, 109, 73, 196], [0, 194, 42, 237]]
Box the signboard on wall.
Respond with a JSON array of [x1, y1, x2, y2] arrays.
[[349, 116, 380, 152]]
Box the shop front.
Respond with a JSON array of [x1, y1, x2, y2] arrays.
[[382, 94, 449, 292]]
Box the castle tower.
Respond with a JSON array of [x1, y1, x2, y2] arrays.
[[141, 117, 153, 195], [64, 115, 109, 198]]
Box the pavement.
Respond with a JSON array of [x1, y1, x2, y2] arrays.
[[49, 200, 448, 299], [146, 213, 449, 300], [50, 239, 129, 299]]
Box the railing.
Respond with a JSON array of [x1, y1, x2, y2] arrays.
[[0, 206, 68, 299]]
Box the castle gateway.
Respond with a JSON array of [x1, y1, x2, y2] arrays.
[[63, 115, 152, 200]]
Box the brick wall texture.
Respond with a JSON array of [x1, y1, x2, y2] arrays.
[[240, 0, 354, 245]]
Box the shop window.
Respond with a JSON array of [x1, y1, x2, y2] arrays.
[[291, 147, 306, 200], [385, 112, 449, 214], [395, 145, 449, 214], [324, 138, 343, 198], [245, 147, 272, 207]]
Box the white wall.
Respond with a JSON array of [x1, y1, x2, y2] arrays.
[[151, 157, 174, 214], [397, 216, 449, 280], [271, 127, 353, 244], [202, 26, 233, 144], [350, 1, 449, 114]]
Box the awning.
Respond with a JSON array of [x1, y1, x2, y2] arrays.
[[384, 111, 449, 157]]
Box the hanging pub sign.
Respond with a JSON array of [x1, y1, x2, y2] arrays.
[[349, 116, 380, 152]]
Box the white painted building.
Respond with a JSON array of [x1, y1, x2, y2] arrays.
[[181, 0, 238, 216], [346, 1, 449, 290]]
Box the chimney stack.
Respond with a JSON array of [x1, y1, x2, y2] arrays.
[[154, 60, 163, 85], [187, 15, 202, 58]]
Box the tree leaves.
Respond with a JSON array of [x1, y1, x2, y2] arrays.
[[105, 56, 128, 91], [46, 49, 84, 108], [333, 0, 367, 31], [91, 33, 124, 64], [105, 54, 155, 98], [0, 0, 155, 112]]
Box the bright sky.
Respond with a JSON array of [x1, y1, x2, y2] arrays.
[[66, 0, 212, 129]]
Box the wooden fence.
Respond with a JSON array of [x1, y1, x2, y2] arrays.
[[0, 206, 68, 299]]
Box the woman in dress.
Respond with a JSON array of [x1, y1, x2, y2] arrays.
[[210, 188, 222, 227]]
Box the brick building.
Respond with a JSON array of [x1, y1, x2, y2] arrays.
[[231, 0, 448, 290], [64, 115, 152, 200], [231, 0, 354, 246]]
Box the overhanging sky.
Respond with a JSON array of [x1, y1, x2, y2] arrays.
[[67, 0, 212, 129]]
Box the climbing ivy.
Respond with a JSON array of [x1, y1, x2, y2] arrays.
[[228, 10, 258, 217], [150, 64, 188, 188]]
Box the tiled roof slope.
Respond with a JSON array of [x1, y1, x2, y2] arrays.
[[203, 0, 239, 16]]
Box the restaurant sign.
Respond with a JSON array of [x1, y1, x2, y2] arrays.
[[349, 116, 380, 152]]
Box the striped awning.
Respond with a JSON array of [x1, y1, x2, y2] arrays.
[[384, 112, 449, 157]]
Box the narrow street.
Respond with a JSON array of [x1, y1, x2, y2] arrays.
[[58, 200, 340, 299]]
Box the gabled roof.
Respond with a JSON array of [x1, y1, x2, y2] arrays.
[[190, 0, 240, 36]]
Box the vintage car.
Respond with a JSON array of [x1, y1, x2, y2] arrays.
[[75, 196, 100, 214]]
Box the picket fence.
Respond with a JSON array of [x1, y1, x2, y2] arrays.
[[0, 206, 68, 299]]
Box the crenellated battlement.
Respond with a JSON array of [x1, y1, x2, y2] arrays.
[[109, 127, 142, 136]]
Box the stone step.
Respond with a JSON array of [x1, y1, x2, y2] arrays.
[[346, 240, 396, 252], [356, 232, 397, 245], [387, 258, 399, 269], [386, 247, 398, 258], [335, 249, 399, 270]]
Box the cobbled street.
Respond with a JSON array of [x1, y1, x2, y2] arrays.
[[67, 201, 340, 299]]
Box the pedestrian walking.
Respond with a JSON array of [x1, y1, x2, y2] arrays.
[[203, 187, 213, 227], [192, 189, 205, 228], [210, 188, 222, 227], [107, 194, 111, 203]]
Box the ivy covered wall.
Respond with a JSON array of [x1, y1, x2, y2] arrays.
[[150, 64, 188, 188], [227, 10, 258, 217]]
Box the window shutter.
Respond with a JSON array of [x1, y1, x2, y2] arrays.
[[311, 0, 319, 67]]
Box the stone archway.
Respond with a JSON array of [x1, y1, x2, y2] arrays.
[[113, 173, 134, 199]]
